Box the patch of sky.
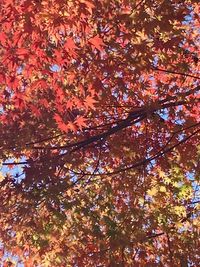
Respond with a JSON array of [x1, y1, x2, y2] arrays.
[[152, 55, 159, 67], [1, 157, 27, 183], [17, 66, 23, 75], [0, 243, 24, 267], [186, 172, 199, 196], [50, 64, 61, 72], [156, 109, 169, 121], [183, 14, 193, 25]]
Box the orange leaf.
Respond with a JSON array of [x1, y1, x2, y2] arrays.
[[67, 121, 77, 132], [84, 95, 97, 110], [64, 37, 77, 50], [89, 35, 104, 51], [75, 116, 87, 130]]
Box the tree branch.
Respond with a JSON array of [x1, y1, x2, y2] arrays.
[[153, 67, 200, 80]]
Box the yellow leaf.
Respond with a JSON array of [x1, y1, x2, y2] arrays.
[[0, 172, 5, 182], [159, 186, 167, 193], [173, 206, 186, 217], [138, 197, 145, 205], [175, 222, 183, 228], [158, 169, 165, 178], [147, 187, 158, 196]]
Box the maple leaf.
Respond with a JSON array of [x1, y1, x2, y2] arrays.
[[75, 116, 87, 130], [84, 95, 97, 110], [16, 48, 29, 57], [80, 0, 95, 14], [0, 32, 7, 46], [58, 122, 69, 132], [30, 105, 41, 117], [0, 172, 5, 182], [39, 98, 49, 108], [147, 187, 158, 197], [67, 121, 77, 132], [89, 35, 104, 51], [66, 100, 74, 110], [64, 37, 77, 52], [54, 113, 62, 123]]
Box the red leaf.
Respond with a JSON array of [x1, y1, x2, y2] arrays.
[[64, 37, 77, 51], [0, 32, 7, 46], [75, 116, 87, 130], [58, 122, 69, 132], [80, 0, 95, 14], [84, 95, 97, 110], [39, 99, 49, 108], [30, 105, 41, 117], [54, 113, 63, 123], [89, 35, 104, 51], [67, 121, 77, 132]]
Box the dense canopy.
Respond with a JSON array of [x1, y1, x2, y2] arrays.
[[0, 0, 199, 266]]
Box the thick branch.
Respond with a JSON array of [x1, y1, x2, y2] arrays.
[[71, 127, 200, 176], [153, 67, 200, 80]]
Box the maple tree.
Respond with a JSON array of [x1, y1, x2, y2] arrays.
[[0, 0, 200, 266]]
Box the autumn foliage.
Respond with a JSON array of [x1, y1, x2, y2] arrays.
[[0, 0, 200, 266]]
